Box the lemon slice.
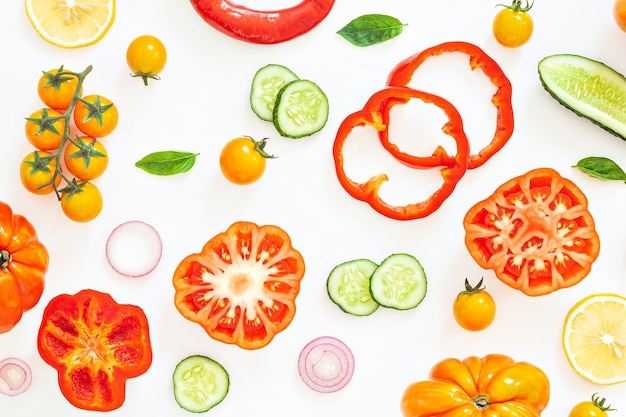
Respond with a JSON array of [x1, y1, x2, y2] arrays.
[[563, 293, 626, 385], [25, 0, 115, 48]]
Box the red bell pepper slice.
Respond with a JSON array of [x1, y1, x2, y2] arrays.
[[189, 0, 335, 44], [385, 41, 514, 170], [37, 289, 152, 411], [333, 86, 470, 221]]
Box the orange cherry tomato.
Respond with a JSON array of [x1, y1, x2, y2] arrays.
[[126, 35, 167, 86], [453, 278, 496, 331], [569, 394, 616, 417], [25, 108, 66, 150], [614, 0, 626, 32], [73, 94, 119, 138], [493, 0, 534, 48], [60, 181, 103, 222], [37, 67, 82, 110], [63, 136, 109, 180], [219, 136, 275, 185], [19, 150, 61, 195]]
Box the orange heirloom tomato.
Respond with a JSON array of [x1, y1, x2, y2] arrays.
[[25, 107, 66, 150], [463, 168, 600, 296], [63, 136, 109, 180], [37, 67, 82, 110], [173, 221, 305, 350], [37, 289, 152, 411], [0, 201, 49, 334], [401, 354, 550, 417], [20, 150, 61, 195], [73, 94, 119, 138]]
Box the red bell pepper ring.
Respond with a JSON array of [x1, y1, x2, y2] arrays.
[[385, 41, 514, 170], [189, 0, 336, 44], [37, 289, 152, 411], [333, 86, 470, 221]]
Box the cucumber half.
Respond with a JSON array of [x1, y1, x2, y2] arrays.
[[370, 253, 427, 310], [273, 79, 329, 138], [250, 64, 300, 122], [538, 54, 626, 140], [327, 258, 380, 316], [173, 355, 229, 413]]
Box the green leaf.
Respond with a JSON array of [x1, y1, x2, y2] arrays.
[[135, 151, 199, 176], [573, 156, 626, 182], [337, 14, 407, 47]]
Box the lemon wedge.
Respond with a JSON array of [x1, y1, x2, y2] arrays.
[[563, 293, 626, 385], [25, 0, 115, 48]]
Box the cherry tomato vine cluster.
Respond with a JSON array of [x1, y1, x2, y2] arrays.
[[20, 65, 118, 222]]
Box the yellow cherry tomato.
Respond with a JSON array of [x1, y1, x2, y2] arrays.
[[219, 136, 275, 185], [73, 94, 119, 138], [493, 0, 534, 48], [569, 394, 616, 417], [37, 67, 82, 110], [452, 278, 496, 331], [25, 108, 66, 150], [20, 150, 61, 195], [614, 0, 626, 32], [60, 181, 103, 222], [126, 35, 167, 86], [63, 136, 109, 180]]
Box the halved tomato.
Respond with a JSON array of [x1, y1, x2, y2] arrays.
[[172, 221, 305, 350], [463, 167, 600, 296]]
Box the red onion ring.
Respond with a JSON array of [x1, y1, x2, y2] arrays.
[[105, 221, 162, 277], [0, 357, 32, 396], [298, 336, 355, 393]]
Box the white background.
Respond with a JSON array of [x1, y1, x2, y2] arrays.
[[2, 0, 626, 415]]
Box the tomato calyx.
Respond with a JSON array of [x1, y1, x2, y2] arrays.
[[66, 136, 106, 168], [248, 136, 276, 159], [25, 108, 64, 137], [496, 0, 533, 12], [0, 249, 10, 271], [76, 95, 113, 127], [131, 71, 161, 86], [473, 394, 490, 410], [456, 277, 485, 300], [591, 393, 616, 412]]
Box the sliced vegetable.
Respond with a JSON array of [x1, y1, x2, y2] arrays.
[[37, 289, 152, 411], [135, 150, 199, 176], [333, 86, 469, 220], [273, 79, 329, 138], [463, 167, 600, 296], [250, 64, 300, 121], [0, 357, 33, 397], [173, 355, 229, 413], [188, 0, 335, 44], [106, 221, 163, 277], [386, 41, 514, 170], [401, 354, 550, 417], [574, 156, 626, 182], [0, 201, 49, 334], [327, 258, 379, 316], [370, 253, 427, 310], [539, 54, 626, 141], [337, 14, 406, 47], [172, 221, 305, 350], [298, 336, 355, 393]]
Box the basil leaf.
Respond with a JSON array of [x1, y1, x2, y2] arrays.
[[135, 151, 199, 176], [573, 156, 626, 182], [337, 14, 407, 47]]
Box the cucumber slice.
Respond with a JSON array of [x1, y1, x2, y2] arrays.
[[538, 54, 626, 140], [327, 259, 380, 316], [273, 79, 329, 138], [173, 355, 229, 413], [250, 64, 300, 122], [370, 253, 427, 310]]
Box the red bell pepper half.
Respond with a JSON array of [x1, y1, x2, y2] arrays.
[[333, 86, 470, 221], [189, 0, 336, 44], [386, 41, 514, 170], [37, 289, 152, 411]]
